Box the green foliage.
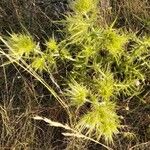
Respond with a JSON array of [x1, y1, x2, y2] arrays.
[[94, 70, 116, 101], [65, 13, 93, 43], [0, 0, 150, 146]]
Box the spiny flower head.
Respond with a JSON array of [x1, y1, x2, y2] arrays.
[[46, 38, 58, 53], [71, 0, 98, 14], [8, 33, 36, 58], [103, 29, 128, 58], [76, 101, 120, 142], [31, 56, 46, 72], [66, 80, 89, 107]]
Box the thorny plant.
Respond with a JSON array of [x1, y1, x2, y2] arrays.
[[0, 0, 150, 146]]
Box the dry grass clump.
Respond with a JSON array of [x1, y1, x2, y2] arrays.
[[109, 0, 150, 32], [0, 0, 68, 38]]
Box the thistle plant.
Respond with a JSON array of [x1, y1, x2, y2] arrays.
[[0, 0, 150, 146]]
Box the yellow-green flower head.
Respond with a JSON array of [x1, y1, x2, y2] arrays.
[[8, 34, 36, 58], [104, 29, 128, 58], [66, 80, 89, 107], [60, 48, 72, 60], [77, 101, 120, 142], [142, 36, 150, 47], [31, 56, 46, 72], [46, 38, 58, 52], [71, 0, 98, 14]]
